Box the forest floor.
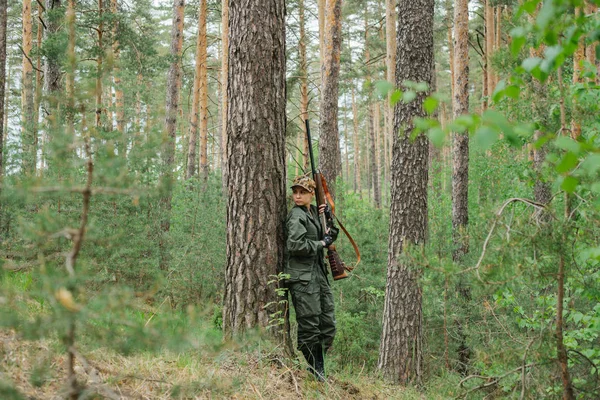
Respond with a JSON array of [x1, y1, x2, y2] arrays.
[[0, 329, 428, 400]]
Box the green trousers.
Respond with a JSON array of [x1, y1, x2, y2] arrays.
[[289, 266, 336, 352]]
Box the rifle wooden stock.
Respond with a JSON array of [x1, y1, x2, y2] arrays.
[[327, 245, 348, 280]]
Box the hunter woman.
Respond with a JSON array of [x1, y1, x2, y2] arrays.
[[285, 175, 338, 381]]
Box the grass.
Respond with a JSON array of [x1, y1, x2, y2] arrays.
[[0, 326, 435, 399]]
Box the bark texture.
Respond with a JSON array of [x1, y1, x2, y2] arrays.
[[378, 0, 434, 385], [159, 0, 185, 271], [221, 0, 229, 192], [452, 0, 469, 261], [111, 0, 125, 155], [318, 0, 343, 194], [22, 0, 36, 174], [186, 0, 207, 180], [223, 0, 288, 344]]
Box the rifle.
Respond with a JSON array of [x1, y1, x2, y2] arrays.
[[305, 119, 358, 280]]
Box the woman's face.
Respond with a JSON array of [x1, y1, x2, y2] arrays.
[[292, 187, 313, 208]]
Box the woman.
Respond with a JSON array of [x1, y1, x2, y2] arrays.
[[285, 175, 338, 381]]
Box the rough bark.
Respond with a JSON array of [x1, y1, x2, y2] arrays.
[[585, 4, 597, 84], [221, 0, 229, 192], [186, 0, 207, 180], [0, 0, 6, 178], [452, 0, 469, 262], [159, 0, 185, 271], [223, 0, 290, 355], [318, 0, 343, 194], [22, 0, 36, 174], [378, 0, 433, 385]]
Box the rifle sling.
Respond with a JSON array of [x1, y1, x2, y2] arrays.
[[319, 175, 361, 269]]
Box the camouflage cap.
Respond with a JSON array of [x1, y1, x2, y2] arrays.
[[291, 175, 316, 193]]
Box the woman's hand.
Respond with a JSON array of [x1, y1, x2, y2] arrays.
[[318, 204, 326, 215]]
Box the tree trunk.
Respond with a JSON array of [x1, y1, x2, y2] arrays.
[[198, 0, 208, 181], [44, 0, 63, 94], [378, 0, 433, 385], [318, 0, 343, 194], [186, 0, 207, 180], [365, 9, 380, 208], [0, 0, 6, 179], [585, 4, 597, 83], [34, 3, 43, 168], [223, 0, 291, 355], [95, 0, 104, 129], [22, 0, 36, 174], [111, 0, 125, 155], [385, 0, 396, 198], [299, 0, 309, 172], [486, 1, 494, 96], [571, 6, 585, 140], [66, 0, 76, 142], [159, 0, 185, 271], [221, 0, 229, 193], [352, 85, 361, 195], [452, 0, 469, 262]]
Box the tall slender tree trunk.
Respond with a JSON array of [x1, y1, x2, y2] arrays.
[[45, 0, 63, 94], [159, 0, 185, 271], [318, 0, 325, 67], [378, 0, 434, 385], [352, 85, 361, 194], [95, 0, 104, 129], [452, 0, 471, 375], [198, 0, 208, 181], [385, 0, 396, 200], [66, 0, 76, 137], [22, 0, 36, 174], [34, 3, 43, 169], [318, 0, 343, 194], [452, 0, 469, 262], [365, 9, 380, 208], [299, 0, 309, 172], [111, 0, 125, 155], [485, 1, 494, 96], [222, 0, 291, 355], [0, 0, 6, 180], [221, 0, 229, 193], [186, 0, 207, 180]]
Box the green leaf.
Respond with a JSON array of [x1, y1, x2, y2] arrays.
[[554, 136, 581, 154], [556, 152, 579, 174], [510, 32, 526, 56], [505, 85, 521, 99], [423, 96, 438, 114], [561, 175, 579, 193], [581, 154, 600, 175], [473, 126, 499, 151], [414, 82, 429, 92], [374, 80, 394, 97], [492, 79, 507, 102], [536, 1, 555, 31], [522, 57, 542, 72], [390, 89, 402, 106], [403, 91, 417, 103], [427, 127, 445, 148], [521, 0, 539, 15]]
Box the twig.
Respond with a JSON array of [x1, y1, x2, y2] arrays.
[[17, 44, 44, 73], [458, 363, 536, 399], [520, 339, 535, 400]]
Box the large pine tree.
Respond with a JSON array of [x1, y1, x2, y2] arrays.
[[378, 0, 434, 385], [222, 0, 289, 350]]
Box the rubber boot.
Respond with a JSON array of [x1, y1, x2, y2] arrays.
[[301, 344, 325, 382], [313, 343, 325, 382]]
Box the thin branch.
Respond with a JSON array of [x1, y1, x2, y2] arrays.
[[17, 44, 44, 73], [458, 363, 537, 399]]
